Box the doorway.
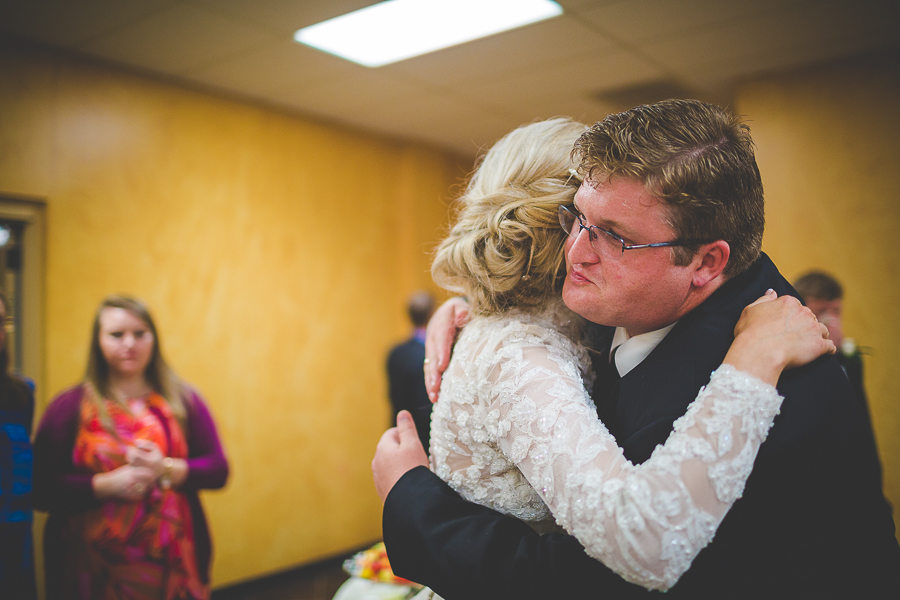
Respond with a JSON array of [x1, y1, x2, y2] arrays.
[[0, 196, 44, 402]]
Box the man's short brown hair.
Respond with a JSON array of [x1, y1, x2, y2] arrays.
[[793, 271, 843, 302], [407, 291, 435, 327], [573, 99, 765, 277]]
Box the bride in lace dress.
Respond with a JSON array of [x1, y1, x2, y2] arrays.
[[418, 118, 833, 594]]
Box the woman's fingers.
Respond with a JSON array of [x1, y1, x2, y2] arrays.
[[746, 288, 778, 309], [424, 297, 470, 402]]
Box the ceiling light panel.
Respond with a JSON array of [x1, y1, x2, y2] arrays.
[[294, 0, 563, 67]]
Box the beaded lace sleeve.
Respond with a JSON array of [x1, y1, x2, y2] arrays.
[[431, 318, 783, 591]]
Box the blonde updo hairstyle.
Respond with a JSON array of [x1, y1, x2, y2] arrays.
[[432, 117, 588, 316]]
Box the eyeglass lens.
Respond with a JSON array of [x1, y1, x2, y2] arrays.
[[558, 205, 624, 259]]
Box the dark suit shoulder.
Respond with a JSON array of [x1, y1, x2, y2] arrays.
[[388, 338, 424, 366]]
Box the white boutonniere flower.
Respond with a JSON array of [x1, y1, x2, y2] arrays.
[[841, 338, 858, 357]]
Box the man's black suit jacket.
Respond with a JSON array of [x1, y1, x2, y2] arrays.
[[387, 336, 432, 451], [383, 254, 900, 599]]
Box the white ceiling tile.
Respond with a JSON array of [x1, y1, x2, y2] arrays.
[[0, 0, 177, 47], [78, 3, 277, 74], [579, 0, 795, 43], [348, 92, 482, 132], [409, 109, 537, 159], [185, 40, 360, 97], [684, 34, 898, 92], [189, 0, 379, 34], [384, 14, 617, 86], [538, 50, 666, 94], [557, 0, 623, 11], [332, 92, 511, 155], [456, 50, 665, 110], [524, 95, 616, 125], [640, 0, 900, 77], [266, 70, 426, 118]]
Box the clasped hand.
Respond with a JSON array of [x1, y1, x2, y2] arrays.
[[94, 440, 167, 502], [127, 439, 166, 476]]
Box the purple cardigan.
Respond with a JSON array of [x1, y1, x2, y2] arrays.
[[32, 385, 229, 588]]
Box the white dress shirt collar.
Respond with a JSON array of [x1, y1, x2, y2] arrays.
[[610, 322, 678, 377]]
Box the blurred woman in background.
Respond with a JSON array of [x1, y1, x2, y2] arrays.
[[34, 294, 229, 600]]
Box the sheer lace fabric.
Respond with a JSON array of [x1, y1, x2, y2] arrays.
[[429, 306, 783, 591]]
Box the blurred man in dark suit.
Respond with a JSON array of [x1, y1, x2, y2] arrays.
[[794, 269, 882, 476], [793, 270, 867, 407], [387, 291, 434, 452]]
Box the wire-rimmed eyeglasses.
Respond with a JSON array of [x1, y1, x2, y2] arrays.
[[558, 204, 702, 260]]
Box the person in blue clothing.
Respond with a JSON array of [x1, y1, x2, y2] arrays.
[[0, 289, 37, 599]]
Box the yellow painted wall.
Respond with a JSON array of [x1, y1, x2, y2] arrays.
[[0, 39, 462, 588], [736, 49, 900, 536]]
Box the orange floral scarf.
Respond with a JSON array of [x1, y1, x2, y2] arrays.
[[67, 391, 207, 600]]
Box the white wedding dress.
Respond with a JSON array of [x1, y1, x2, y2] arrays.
[[427, 303, 783, 592]]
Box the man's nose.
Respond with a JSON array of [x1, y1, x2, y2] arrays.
[[566, 227, 598, 264]]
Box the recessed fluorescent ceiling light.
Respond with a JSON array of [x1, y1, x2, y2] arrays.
[[294, 0, 563, 67]]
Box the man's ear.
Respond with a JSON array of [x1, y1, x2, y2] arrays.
[[691, 240, 730, 288]]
